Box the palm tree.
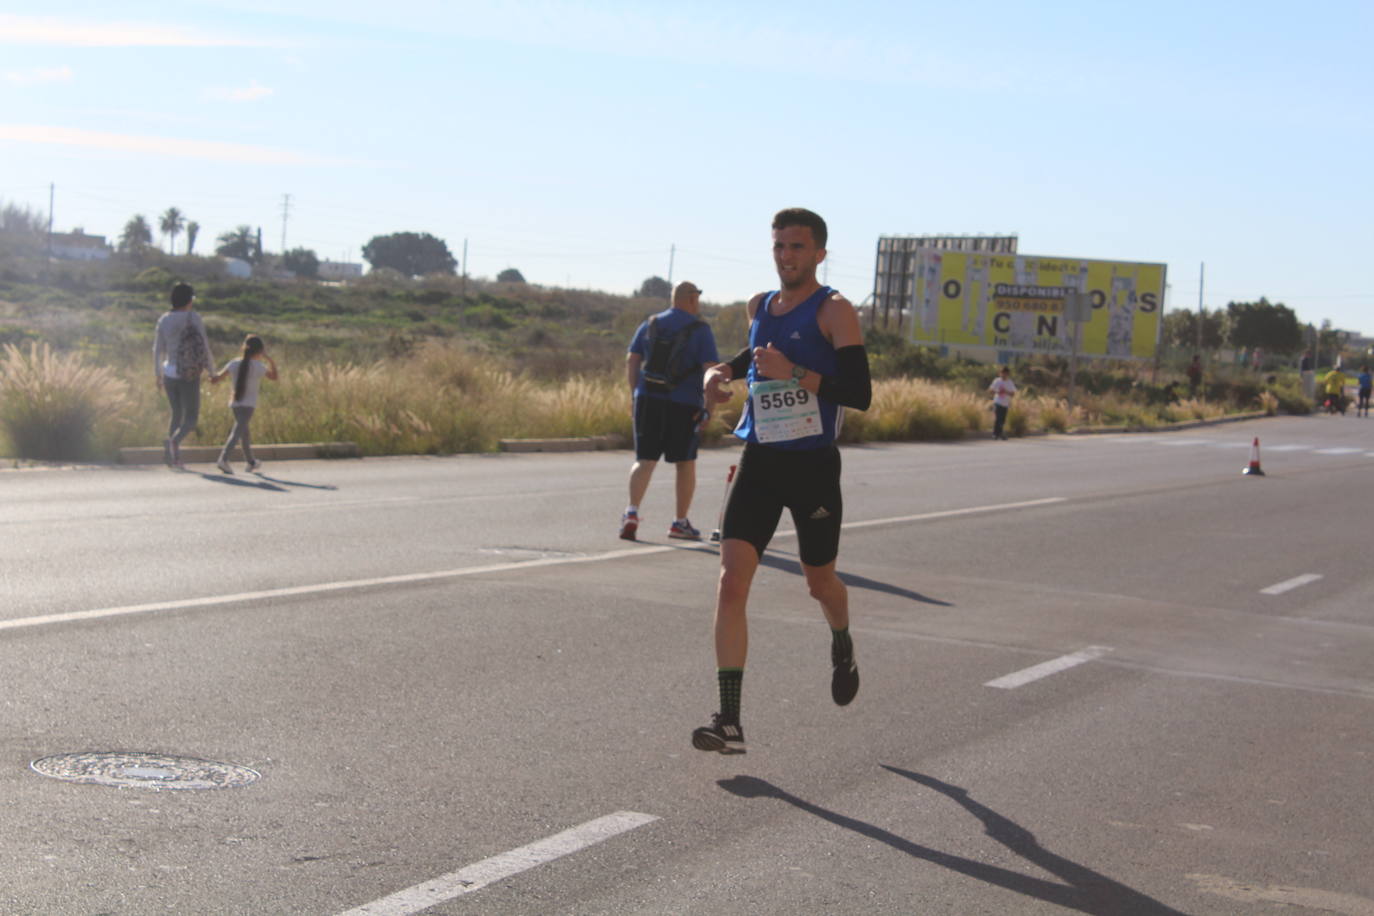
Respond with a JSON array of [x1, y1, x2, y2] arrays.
[[216, 225, 257, 262], [185, 221, 200, 255], [118, 215, 153, 254], [159, 207, 185, 255]]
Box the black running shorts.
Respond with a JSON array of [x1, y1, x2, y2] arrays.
[[721, 441, 842, 567], [634, 396, 702, 463]]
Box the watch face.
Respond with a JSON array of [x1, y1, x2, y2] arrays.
[[792, 365, 806, 379]]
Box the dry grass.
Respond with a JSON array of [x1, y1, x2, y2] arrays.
[[0, 342, 131, 459], [0, 338, 1280, 461]]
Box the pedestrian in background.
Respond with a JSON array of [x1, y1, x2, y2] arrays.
[[153, 282, 214, 468], [989, 366, 1016, 440], [1322, 365, 1349, 414], [211, 334, 278, 474], [1186, 354, 1203, 398], [1357, 365, 1372, 417], [1299, 349, 1316, 402], [620, 282, 719, 541]]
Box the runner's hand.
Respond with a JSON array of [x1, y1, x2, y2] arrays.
[[752, 342, 793, 380]]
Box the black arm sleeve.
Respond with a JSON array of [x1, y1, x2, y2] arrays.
[[816, 345, 872, 410], [725, 346, 752, 380]]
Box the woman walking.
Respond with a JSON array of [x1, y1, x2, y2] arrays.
[[211, 334, 278, 474], [153, 283, 214, 468]]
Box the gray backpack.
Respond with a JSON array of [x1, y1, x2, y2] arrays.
[[175, 317, 210, 381]]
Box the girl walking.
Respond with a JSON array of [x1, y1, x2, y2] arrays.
[[211, 335, 278, 474]]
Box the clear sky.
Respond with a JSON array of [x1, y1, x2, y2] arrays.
[[3, 1, 1371, 333]]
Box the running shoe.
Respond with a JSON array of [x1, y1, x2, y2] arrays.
[[668, 519, 702, 540], [216, 458, 234, 475], [691, 713, 745, 753], [831, 646, 859, 706], [619, 510, 639, 541], [246, 459, 263, 473]]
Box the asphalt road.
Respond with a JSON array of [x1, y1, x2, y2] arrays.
[[3, 414, 1373, 915]]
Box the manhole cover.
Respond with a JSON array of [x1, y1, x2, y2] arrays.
[[30, 752, 260, 791]]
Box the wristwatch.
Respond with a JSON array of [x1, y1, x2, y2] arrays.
[[791, 364, 807, 380]]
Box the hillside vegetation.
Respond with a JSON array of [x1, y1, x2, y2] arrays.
[[0, 249, 1299, 462]]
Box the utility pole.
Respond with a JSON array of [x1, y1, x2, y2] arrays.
[[47, 182, 54, 254], [461, 238, 468, 297], [1195, 261, 1204, 353], [666, 243, 675, 299], [280, 193, 291, 252]]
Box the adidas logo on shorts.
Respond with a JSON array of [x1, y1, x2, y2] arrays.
[[810, 506, 831, 520]]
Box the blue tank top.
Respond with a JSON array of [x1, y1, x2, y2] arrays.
[[734, 285, 841, 450]]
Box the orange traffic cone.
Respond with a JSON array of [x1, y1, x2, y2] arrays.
[[1242, 437, 1265, 476]]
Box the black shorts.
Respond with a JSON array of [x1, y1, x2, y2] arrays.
[[634, 396, 702, 462], [721, 441, 842, 567]]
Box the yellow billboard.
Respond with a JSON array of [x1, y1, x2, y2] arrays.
[[907, 250, 1167, 360]]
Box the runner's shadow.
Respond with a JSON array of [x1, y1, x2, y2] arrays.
[[717, 771, 1185, 915], [199, 472, 288, 492], [757, 553, 952, 607], [250, 473, 338, 491]]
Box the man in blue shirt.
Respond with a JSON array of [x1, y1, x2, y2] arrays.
[[622, 281, 719, 541]]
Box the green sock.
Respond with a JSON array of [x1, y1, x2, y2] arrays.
[[717, 668, 743, 724], [831, 626, 853, 661]]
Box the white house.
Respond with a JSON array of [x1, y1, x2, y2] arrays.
[[50, 230, 112, 261], [318, 260, 363, 282], [221, 257, 253, 279]]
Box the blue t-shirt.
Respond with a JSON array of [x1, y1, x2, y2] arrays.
[[1359, 372, 1372, 390], [628, 308, 719, 406], [734, 286, 841, 450]]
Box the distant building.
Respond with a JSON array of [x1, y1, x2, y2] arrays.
[[221, 257, 253, 279], [50, 230, 112, 261], [318, 260, 363, 282]]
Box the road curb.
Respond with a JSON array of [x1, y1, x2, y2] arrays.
[[497, 434, 626, 453], [1065, 410, 1270, 435], [118, 441, 360, 464]]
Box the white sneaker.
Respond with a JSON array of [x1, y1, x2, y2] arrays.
[[216, 458, 234, 475], [246, 460, 263, 473]]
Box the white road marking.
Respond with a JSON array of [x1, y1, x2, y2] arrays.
[[1314, 447, 1363, 455], [1261, 573, 1323, 595], [335, 811, 658, 916], [2, 497, 1067, 633], [984, 646, 1113, 689], [838, 497, 1066, 532], [1264, 444, 1312, 451], [0, 547, 657, 632]]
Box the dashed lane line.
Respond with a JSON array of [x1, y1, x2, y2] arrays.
[[984, 646, 1114, 689], [1261, 573, 1324, 596], [334, 811, 658, 916], [0, 497, 1068, 633]]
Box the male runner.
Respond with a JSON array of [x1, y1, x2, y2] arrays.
[[691, 208, 872, 753]]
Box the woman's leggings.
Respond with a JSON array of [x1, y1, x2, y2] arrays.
[[219, 406, 256, 463], [164, 377, 200, 445]]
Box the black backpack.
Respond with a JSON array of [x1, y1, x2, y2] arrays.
[[641, 315, 703, 393]]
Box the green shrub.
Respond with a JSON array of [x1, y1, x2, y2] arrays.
[[133, 266, 176, 292]]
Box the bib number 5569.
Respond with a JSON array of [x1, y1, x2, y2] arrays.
[[757, 389, 809, 411]]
